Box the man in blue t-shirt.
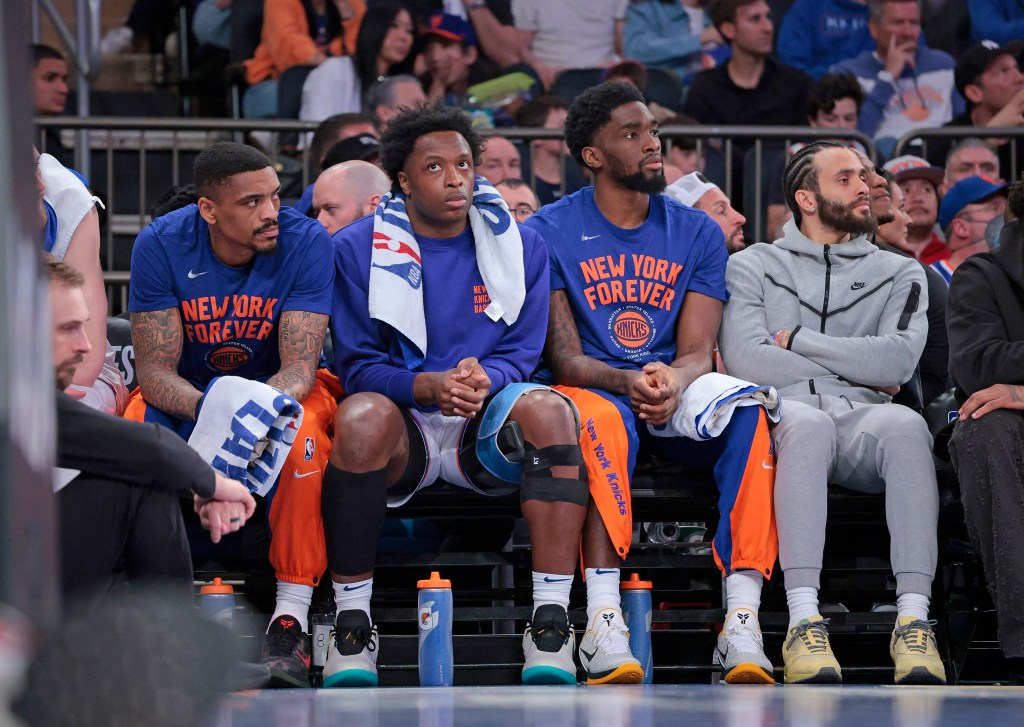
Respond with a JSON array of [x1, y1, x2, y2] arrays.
[[127, 142, 340, 688], [526, 82, 779, 685], [324, 103, 596, 688]]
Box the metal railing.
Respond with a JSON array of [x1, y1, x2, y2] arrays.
[[894, 127, 1023, 181]]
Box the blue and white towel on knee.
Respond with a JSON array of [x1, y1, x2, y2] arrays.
[[368, 174, 525, 368], [187, 376, 304, 496], [647, 372, 782, 441]]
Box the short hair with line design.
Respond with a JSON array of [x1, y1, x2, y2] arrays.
[[782, 140, 848, 226]]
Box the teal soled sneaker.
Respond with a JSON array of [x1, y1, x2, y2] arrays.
[[323, 609, 379, 687], [522, 604, 577, 684]]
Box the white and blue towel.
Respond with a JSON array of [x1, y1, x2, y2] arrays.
[[38, 152, 103, 261], [188, 376, 304, 496], [648, 372, 782, 441], [368, 174, 525, 368]]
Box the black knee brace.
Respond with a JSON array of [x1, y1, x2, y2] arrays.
[[520, 443, 589, 506]]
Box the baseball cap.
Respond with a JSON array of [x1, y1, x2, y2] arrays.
[[938, 175, 1008, 229], [665, 172, 719, 207], [955, 40, 1018, 98], [321, 134, 381, 171], [882, 155, 944, 189], [420, 12, 477, 47]]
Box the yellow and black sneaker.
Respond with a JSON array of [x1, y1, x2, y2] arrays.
[[782, 616, 842, 684], [890, 617, 946, 685]]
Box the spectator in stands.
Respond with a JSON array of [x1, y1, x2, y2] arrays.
[[309, 113, 380, 174], [36, 148, 129, 416], [776, 0, 873, 80], [419, 12, 496, 106], [462, 0, 524, 69], [624, 0, 726, 87], [932, 175, 1008, 283], [666, 172, 748, 253], [495, 177, 540, 221], [126, 142, 340, 689], [829, 0, 962, 147], [299, 3, 418, 123], [48, 255, 255, 603], [941, 138, 1003, 193], [192, 0, 233, 51], [858, 150, 950, 408], [947, 177, 1024, 686], [662, 115, 707, 177], [325, 102, 591, 687], [512, 0, 629, 89], [517, 95, 586, 206], [883, 154, 948, 262], [766, 73, 867, 241], [530, 82, 778, 686], [312, 160, 391, 234], [967, 0, 1024, 45], [478, 135, 523, 184], [242, 0, 368, 118], [684, 0, 813, 130], [321, 134, 381, 168], [31, 44, 68, 116], [721, 140, 945, 686], [364, 74, 428, 130]]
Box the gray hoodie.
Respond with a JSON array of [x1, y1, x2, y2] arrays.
[[720, 219, 928, 403]]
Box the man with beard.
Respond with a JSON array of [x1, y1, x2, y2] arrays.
[[527, 82, 779, 685], [48, 255, 255, 603], [126, 142, 340, 687], [720, 141, 945, 685]]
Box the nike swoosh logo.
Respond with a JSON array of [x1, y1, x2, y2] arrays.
[[188, 270, 208, 279], [543, 576, 572, 583], [294, 470, 319, 479], [762, 460, 774, 470], [579, 646, 597, 662], [342, 584, 367, 591], [594, 569, 617, 575], [581, 234, 601, 241]]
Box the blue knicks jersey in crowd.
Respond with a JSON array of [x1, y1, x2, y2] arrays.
[[525, 188, 728, 370], [129, 204, 333, 388]]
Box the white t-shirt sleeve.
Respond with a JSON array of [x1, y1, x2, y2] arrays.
[[613, 0, 628, 20], [511, 0, 541, 31]]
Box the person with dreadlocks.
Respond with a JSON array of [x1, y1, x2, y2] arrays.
[[720, 140, 945, 686]]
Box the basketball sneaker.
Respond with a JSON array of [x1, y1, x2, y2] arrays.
[[890, 617, 946, 685], [713, 608, 775, 684], [259, 615, 311, 688], [577, 608, 644, 684], [522, 604, 577, 684], [782, 616, 842, 684], [323, 609, 379, 687]]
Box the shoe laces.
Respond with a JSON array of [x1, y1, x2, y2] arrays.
[[791, 618, 831, 654], [593, 612, 632, 655], [894, 619, 937, 654], [266, 627, 302, 658], [529, 620, 571, 648], [723, 613, 763, 653], [333, 623, 378, 654]]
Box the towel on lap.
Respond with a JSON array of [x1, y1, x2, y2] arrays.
[[188, 376, 304, 496], [648, 372, 782, 441]]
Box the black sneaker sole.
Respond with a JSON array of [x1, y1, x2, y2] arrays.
[[785, 667, 842, 685], [895, 666, 946, 685], [266, 667, 311, 688]]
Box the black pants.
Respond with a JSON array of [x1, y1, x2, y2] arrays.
[[59, 476, 193, 605], [949, 409, 1024, 658]]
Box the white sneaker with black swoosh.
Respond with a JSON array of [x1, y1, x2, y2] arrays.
[[578, 608, 644, 684]]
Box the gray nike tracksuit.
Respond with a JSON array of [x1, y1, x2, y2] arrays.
[[720, 219, 938, 596]]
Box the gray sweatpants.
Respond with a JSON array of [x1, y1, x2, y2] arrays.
[[771, 395, 938, 596], [949, 409, 1024, 658]]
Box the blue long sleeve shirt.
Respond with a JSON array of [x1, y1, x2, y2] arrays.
[[331, 215, 551, 410], [776, 0, 873, 80], [968, 0, 1024, 44]]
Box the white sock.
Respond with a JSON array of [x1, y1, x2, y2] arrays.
[[896, 592, 930, 623], [334, 577, 373, 620], [532, 571, 573, 613], [584, 568, 621, 623], [269, 581, 314, 632], [787, 586, 820, 628], [725, 570, 763, 626]]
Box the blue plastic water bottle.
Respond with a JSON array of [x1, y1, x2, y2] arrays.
[[417, 571, 454, 687], [622, 573, 653, 683], [199, 577, 235, 629]]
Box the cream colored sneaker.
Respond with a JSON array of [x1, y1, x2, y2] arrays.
[[890, 617, 946, 685], [782, 616, 842, 684]]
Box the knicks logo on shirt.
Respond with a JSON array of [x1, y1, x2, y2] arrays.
[[473, 284, 491, 314], [608, 306, 656, 355], [205, 342, 254, 372]]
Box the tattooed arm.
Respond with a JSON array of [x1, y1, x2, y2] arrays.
[[131, 308, 203, 420], [266, 310, 328, 403], [545, 290, 646, 397]]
